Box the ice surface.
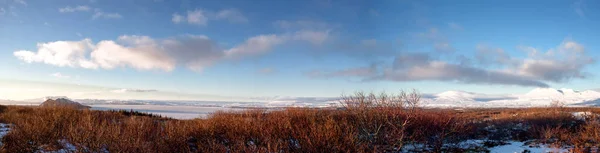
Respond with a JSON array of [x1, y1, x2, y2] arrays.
[[91, 105, 246, 119]]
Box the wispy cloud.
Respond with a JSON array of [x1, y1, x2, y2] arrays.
[[224, 34, 286, 59], [50, 72, 71, 79], [181, 9, 207, 25], [15, 0, 26, 6], [92, 9, 122, 19], [315, 39, 595, 88], [172, 8, 247, 26], [59, 5, 91, 13], [172, 13, 185, 24], [111, 88, 158, 93], [58, 6, 121, 19], [573, 0, 586, 18], [214, 8, 248, 23]]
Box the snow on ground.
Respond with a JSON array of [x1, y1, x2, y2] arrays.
[[460, 140, 568, 153], [489, 141, 567, 153], [91, 105, 246, 119], [572, 111, 594, 120], [51, 139, 77, 153], [0, 123, 11, 147], [403, 140, 567, 153]]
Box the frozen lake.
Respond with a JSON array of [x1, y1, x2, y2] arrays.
[[91, 105, 246, 119]]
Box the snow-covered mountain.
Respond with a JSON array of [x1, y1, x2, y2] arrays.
[[423, 88, 600, 108], [521, 88, 600, 100]]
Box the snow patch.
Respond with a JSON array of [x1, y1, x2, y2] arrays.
[[572, 112, 593, 121], [489, 141, 567, 153], [0, 123, 12, 147]]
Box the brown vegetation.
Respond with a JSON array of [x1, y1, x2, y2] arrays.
[[0, 92, 599, 152]]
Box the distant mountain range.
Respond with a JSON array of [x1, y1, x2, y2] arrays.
[[3, 88, 600, 108], [422, 88, 600, 108]]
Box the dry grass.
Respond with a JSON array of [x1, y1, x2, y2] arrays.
[[0, 92, 600, 152]]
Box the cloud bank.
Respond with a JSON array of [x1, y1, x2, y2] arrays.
[[314, 39, 595, 87], [14, 31, 329, 72]]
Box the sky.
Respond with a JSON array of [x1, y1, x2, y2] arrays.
[[0, 0, 599, 101]]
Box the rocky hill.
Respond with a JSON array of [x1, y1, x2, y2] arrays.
[[39, 98, 91, 109]]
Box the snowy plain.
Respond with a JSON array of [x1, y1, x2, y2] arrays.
[[1, 88, 598, 152], [2, 88, 600, 120], [87, 88, 600, 119]]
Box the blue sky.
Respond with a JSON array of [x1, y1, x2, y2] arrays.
[[0, 0, 598, 100]]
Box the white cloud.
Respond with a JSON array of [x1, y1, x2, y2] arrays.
[[91, 36, 175, 71], [50, 72, 71, 79], [215, 9, 248, 23], [185, 9, 208, 25], [173, 8, 248, 25], [14, 32, 320, 72], [293, 30, 330, 45], [59, 5, 91, 13], [172, 13, 184, 23], [13, 37, 173, 71], [0, 8, 6, 15], [58, 6, 120, 19], [225, 34, 286, 59], [92, 11, 122, 19], [14, 39, 97, 68], [513, 40, 594, 82]]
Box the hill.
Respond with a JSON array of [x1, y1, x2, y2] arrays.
[[39, 98, 91, 109]]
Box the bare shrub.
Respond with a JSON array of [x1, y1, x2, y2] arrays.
[[3, 102, 600, 152]]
